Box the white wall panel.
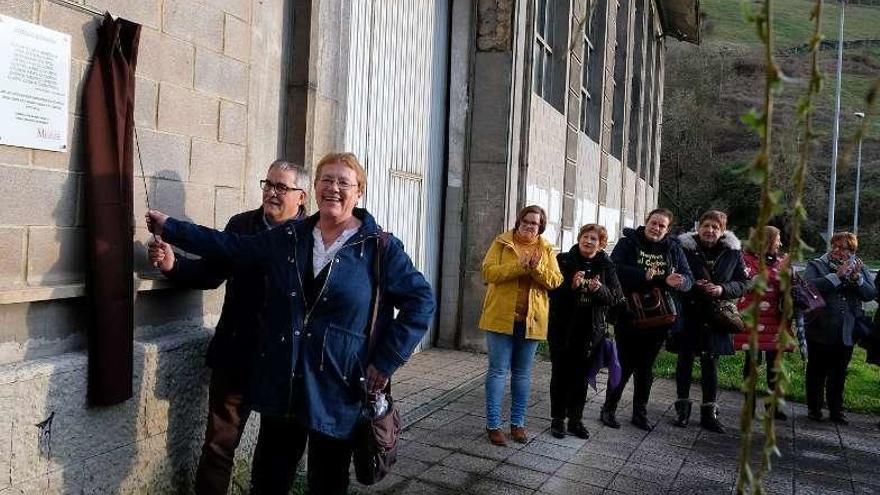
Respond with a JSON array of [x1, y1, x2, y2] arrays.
[[344, 0, 449, 345]]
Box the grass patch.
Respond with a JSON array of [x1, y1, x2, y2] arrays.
[[702, 0, 880, 49], [654, 347, 880, 414]]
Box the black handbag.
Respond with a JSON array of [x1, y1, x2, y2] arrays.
[[352, 233, 401, 486], [627, 287, 678, 330], [791, 272, 825, 314]]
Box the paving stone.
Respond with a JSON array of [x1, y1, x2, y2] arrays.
[[521, 440, 578, 462], [794, 470, 854, 494], [400, 425, 433, 442], [440, 452, 499, 474], [538, 476, 604, 495], [606, 474, 665, 494], [855, 482, 880, 495], [505, 451, 563, 474], [393, 479, 456, 494], [678, 459, 737, 484], [616, 462, 678, 488], [566, 451, 625, 472], [459, 439, 521, 461], [487, 463, 550, 490], [416, 464, 479, 491], [628, 447, 686, 469], [791, 450, 849, 477], [467, 477, 534, 495], [577, 439, 634, 460], [352, 472, 408, 494], [398, 441, 452, 464], [667, 474, 732, 494], [391, 456, 432, 478], [553, 462, 614, 488]]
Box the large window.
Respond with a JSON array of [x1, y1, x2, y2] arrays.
[[533, 0, 553, 99], [533, 0, 569, 111], [627, 0, 646, 172], [640, 10, 657, 180], [581, 0, 606, 141], [610, 0, 631, 160], [579, 11, 594, 133]]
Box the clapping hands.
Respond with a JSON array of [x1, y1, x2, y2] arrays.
[[519, 250, 542, 270]]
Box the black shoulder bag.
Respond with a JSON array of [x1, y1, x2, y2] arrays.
[[352, 233, 402, 486], [701, 259, 744, 334]]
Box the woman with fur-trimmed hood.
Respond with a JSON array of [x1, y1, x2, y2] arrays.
[[669, 210, 748, 433]]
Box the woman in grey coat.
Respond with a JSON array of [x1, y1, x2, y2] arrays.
[[804, 232, 876, 424]]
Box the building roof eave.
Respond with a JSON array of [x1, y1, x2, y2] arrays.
[[657, 0, 701, 45]]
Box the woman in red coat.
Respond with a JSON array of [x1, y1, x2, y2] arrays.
[[735, 226, 792, 420]]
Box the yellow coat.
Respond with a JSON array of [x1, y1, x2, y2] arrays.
[[478, 231, 563, 340]]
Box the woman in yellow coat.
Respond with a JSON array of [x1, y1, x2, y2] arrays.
[[480, 205, 563, 446]]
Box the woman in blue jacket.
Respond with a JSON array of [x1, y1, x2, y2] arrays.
[[804, 232, 875, 424], [147, 152, 435, 495]]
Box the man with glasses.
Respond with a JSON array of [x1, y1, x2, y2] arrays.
[[148, 160, 308, 494]]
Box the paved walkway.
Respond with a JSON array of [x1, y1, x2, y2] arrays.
[[351, 348, 880, 495]]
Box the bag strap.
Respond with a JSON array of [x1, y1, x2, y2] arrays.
[[365, 232, 391, 396]]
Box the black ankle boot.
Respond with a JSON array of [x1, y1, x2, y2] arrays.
[[631, 405, 652, 431], [673, 399, 692, 427], [765, 403, 787, 421], [600, 407, 621, 429], [567, 420, 590, 439], [550, 418, 565, 439], [700, 403, 725, 433]]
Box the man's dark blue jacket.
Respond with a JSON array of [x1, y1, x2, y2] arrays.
[[164, 207, 285, 377], [162, 208, 435, 439]]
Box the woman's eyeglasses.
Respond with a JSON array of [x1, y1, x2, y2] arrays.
[[317, 177, 356, 191]]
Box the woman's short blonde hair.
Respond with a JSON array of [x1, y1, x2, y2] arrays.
[[577, 223, 608, 249], [830, 232, 858, 252], [314, 152, 367, 194]]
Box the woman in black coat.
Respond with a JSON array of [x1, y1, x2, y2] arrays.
[[600, 208, 693, 431], [548, 224, 623, 439], [669, 210, 747, 433]]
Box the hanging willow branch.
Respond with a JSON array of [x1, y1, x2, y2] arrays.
[[753, 0, 825, 492], [736, 0, 781, 492], [736, 1, 878, 492]]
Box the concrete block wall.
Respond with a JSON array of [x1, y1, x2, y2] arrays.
[[0, 324, 261, 494], [0, 0, 261, 352], [526, 97, 567, 248], [0, 0, 286, 492]]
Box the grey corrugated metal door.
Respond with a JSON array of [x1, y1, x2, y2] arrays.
[[345, 0, 449, 346]]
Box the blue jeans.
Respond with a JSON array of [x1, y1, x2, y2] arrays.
[[485, 322, 539, 429]]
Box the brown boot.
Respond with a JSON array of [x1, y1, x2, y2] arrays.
[[486, 428, 507, 446], [510, 425, 528, 444]]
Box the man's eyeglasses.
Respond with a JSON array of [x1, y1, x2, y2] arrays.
[[317, 177, 357, 191], [260, 180, 302, 196]]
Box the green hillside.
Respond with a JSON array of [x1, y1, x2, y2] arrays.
[[660, 0, 880, 258]]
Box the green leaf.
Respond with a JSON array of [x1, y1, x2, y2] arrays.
[[741, 108, 764, 133]]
